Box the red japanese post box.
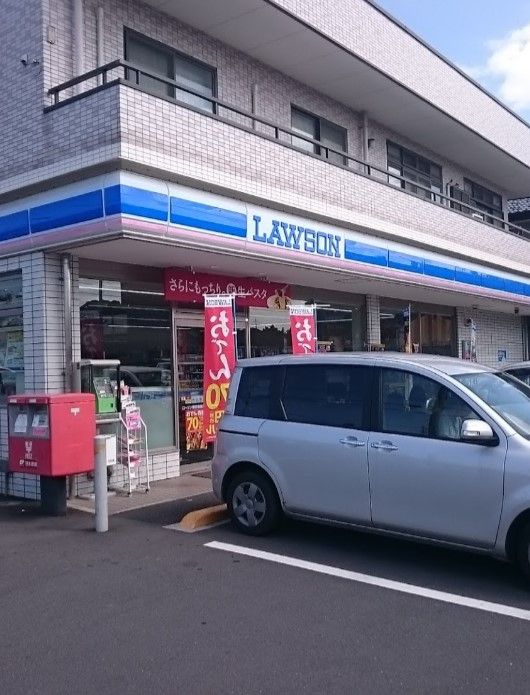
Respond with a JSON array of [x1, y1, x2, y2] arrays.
[[8, 393, 96, 477]]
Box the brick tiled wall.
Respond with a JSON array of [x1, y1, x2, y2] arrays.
[[456, 308, 525, 367], [0, 252, 69, 500], [2, 1, 519, 210], [366, 295, 381, 346], [119, 90, 530, 276], [0, 0, 45, 187], [73, 450, 180, 497], [0, 251, 181, 500]]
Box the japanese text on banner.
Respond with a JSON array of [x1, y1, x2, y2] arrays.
[[203, 296, 237, 442], [289, 305, 317, 354]]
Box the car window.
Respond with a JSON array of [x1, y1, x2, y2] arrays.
[[380, 369, 479, 440], [235, 366, 280, 419], [135, 370, 169, 386], [122, 369, 171, 387], [122, 372, 139, 388], [456, 371, 530, 438], [281, 365, 371, 428], [507, 368, 530, 387]]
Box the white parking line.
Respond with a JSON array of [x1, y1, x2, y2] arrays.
[[205, 541, 530, 622]]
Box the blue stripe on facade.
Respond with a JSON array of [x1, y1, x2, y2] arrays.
[[170, 197, 247, 238], [30, 190, 104, 234], [423, 260, 456, 281], [481, 273, 505, 291], [104, 185, 168, 221], [455, 267, 482, 287], [0, 210, 30, 241], [344, 240, 388, 266], [2, 183, 530, 300], [388, 250, 424, 274]]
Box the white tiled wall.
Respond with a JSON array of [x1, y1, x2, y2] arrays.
[[456, 307, 526, 368], [1, 0, 520, 223], [73, 450, 180, 497], [118, 91, 530, 276], [0, 252, 181, 501], [0, 252, 68, 499], [366, 295, 381, 346]]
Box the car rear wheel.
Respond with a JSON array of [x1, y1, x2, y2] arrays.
[[227, 470, 281, 536]]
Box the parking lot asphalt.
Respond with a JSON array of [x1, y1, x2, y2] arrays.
[[1, 497, 530, 695]]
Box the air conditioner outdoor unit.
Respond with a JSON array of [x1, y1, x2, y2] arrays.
[[472, 212, 484, 221]]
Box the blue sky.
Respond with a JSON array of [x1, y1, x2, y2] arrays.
[[375, 0, 530, 120]]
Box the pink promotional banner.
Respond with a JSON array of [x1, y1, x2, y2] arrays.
[[203, 295, 237, 443], [164, 268, 291, 309], [289, 305, 317, 354]]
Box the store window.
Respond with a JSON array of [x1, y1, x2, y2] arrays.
[[249, 308, 291, 357], [291, 107, 348, 165], [0, 272, 24, 400], [79, 278, 175, 449], [380, 300, 455, 356], [125, 29, 216, 112], [249, 302, 365, 357], [387, 142, 442, 202], [316, 306, 365, 352]]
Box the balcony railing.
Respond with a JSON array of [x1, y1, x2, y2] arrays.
[[46, 59, 530, 242]]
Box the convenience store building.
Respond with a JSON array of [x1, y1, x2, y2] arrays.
[[1, 0, 530, 496]]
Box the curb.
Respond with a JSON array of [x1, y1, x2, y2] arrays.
[[175, 504, 228, 532]]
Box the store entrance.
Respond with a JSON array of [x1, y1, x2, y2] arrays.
[[175, 311, 246, 465]]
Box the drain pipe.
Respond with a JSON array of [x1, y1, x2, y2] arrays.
[[96, 6, 104, 83], [62, 254, 73, 392], [251, 83, 259, 130], [361, 111, 369, 175], [73, 0, 85, 90], [61, 254, 75, 499]]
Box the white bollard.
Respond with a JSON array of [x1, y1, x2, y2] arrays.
[[94, 435, 110, 533]]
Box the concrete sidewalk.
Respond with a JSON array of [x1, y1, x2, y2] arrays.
[[68, 466, 214, 515]]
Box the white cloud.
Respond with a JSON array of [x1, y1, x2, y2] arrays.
[[463, 23, 530, 114], [487, 24, 530, 110]]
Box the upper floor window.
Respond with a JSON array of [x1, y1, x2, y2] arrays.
[[124, 30, 216, 113], [387, 142, 442, 202], [463, 179, 503, 227], [291, 107, 347, 165]]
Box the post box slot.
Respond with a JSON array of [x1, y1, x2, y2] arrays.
[[9, 403, 50, 439]]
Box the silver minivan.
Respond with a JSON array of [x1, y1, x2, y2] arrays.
[[212, 353, 530, 579]]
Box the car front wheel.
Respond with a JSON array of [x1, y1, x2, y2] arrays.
[[226, 470, 281, 536]]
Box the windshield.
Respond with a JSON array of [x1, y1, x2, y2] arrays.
[[455, 371, 530, 438]]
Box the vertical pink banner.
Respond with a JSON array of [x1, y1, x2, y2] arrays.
[[289, 305, 317, 354], [203, 295, 237, 443]]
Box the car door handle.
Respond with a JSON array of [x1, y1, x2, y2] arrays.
[[339, 437, 366, 447], [370, 441, 398, 452]]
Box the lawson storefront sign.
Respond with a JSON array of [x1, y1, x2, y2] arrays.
[[2, 172, 530, 301], [251, 214, 342, 258]]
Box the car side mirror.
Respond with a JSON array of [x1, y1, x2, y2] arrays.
[[461, 419, 497, 445]]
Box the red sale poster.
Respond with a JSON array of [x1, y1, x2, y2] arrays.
[[203, 295, 237, 442], [289, 305, 317, 354]]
